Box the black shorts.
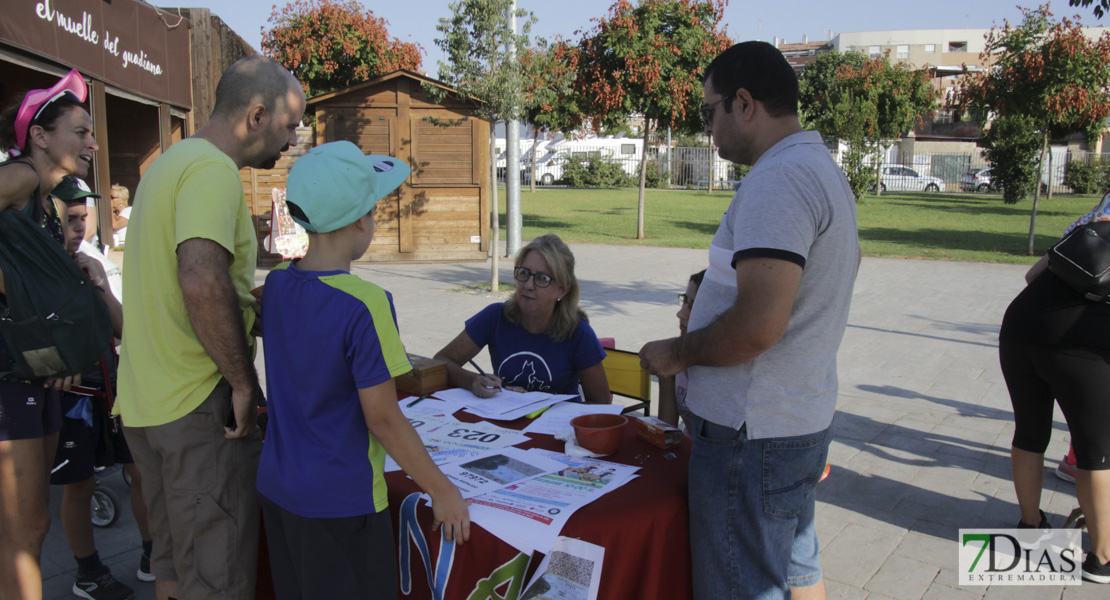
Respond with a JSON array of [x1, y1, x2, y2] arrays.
[[999, 339, 1110, 470], [0, 379, 61, 441], [259, 493, 398, 600], [50, 392, 133, 485]]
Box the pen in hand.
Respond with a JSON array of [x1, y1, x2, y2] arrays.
[[468, 359, 502, 391]]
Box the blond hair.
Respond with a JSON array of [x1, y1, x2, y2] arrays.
[[110, 184, 129, 205], [503, 233, 587, 342]]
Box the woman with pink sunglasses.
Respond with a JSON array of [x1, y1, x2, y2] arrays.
[[0, 69, 100, 599]]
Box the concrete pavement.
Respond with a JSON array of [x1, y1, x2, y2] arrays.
[[41, 246, 1101, 599]]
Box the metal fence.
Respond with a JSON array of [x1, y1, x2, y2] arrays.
[[499, 146, 745, 189], [882, 150, 1110, 194], [498, 147, 1110, 194]]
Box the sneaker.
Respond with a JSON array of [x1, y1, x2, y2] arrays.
[[1082, 553, 1110, 584], [1017, 509, 1051, 529], [1055, 456, 1077, 484], [72, 565, 135, 600], [136, 553, 154, 582]]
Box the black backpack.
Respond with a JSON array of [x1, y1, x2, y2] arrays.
[[0, 206, 112, 379], [1048, 220, 1110, 302]]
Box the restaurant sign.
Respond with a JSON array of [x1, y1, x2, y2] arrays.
[[0, 0, 192, 108]]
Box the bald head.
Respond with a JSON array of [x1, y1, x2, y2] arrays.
[[212, 56, 301, 119]]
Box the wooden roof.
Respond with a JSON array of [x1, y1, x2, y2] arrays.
[[305, 69, 467, 105]]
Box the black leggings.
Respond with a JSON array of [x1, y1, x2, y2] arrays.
[[999, 338, 1110, 470]]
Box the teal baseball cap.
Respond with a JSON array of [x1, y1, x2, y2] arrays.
[[285, 141, 411, 233]]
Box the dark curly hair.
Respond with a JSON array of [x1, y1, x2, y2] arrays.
[[0, 93, 86, 154]]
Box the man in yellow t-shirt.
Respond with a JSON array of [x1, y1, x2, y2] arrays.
[[117, 56, 305, 600]]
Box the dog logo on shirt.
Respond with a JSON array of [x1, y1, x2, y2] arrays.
[[497, 352, 553, 392]]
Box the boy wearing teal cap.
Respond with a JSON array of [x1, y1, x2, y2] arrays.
[[256, 141, 469, 598]]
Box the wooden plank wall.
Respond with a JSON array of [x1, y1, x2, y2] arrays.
[[295, 72, 491, 263], [184, 8, 213, 133], [184, 9, 256, 132], [241, 127, 313, 267], [412, 118, 474, 185]]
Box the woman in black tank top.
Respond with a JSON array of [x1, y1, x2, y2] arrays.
[[0, 69, 99, 598]]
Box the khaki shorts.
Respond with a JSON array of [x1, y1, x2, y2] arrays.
[[124, 380, 262, 599]]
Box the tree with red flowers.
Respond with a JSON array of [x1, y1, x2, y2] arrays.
[[520, 39, 583, 192], [262, 0, 422, 99], [575, 0, 732, 239], [954, 4, 1110, 254]]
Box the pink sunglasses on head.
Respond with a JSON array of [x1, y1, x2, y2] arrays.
[[12, 69, 88, 155]]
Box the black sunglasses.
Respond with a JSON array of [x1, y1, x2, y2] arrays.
[[700, 96, 732, 126], [514, 267, 554, 288]]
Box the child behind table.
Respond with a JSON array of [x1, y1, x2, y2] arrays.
[[658, 270, 705, 431], [256, 142, 469, 599]]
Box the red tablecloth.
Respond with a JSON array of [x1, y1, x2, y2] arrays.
[[387, 412, 692, 600]]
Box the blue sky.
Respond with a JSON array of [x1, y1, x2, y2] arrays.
[[163, 0, 1099, 68]]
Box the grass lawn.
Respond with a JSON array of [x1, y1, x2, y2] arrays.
[[495, 187, 1103, 264]]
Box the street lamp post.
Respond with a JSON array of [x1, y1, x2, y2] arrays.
[[437, 17, 450, 69], [506, 0, 522, 257]]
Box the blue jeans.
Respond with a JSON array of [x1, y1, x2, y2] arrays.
[[687, 413, 831, 600]]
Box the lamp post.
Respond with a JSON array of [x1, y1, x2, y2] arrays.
[[506, 0, 522, 257], [436, 17, 450, 69]]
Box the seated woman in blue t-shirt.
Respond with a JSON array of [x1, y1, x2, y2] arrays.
[[435, 233, 610, 403]]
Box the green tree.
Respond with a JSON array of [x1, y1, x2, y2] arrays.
[[575, 0, 732, 239], [262, 0, 421, 98], [811, 53, 937, 200], [429, 0, 534, 290], [1070, 0, 1109, 18], [822, 87, 878, 201], [955, 5, 1110, 254], [980, 114, 1042, 199], [798, 50, 867, 129], [799, 50, 873, 199]]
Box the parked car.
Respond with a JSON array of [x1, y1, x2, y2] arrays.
[[877, 165, 944, 192], [523, 150, 568, 185], [959, 165, 1063, 195], [960, 167, 994, 192]]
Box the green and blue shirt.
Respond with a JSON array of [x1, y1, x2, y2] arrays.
[[257, 260, 412, 518]]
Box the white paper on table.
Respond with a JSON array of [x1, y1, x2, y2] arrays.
[[432, 387, 578, 421], [466, 449, 640, 553], [399, 414, 453, 435], [383, 413, 452, 472], [398, 395, 466, 418], [420, 420, 530, 454], [521, 537, 605, 600], [522, 402, 624, 436], [438, 446, 565, 499], [384, 417, 532, 473]]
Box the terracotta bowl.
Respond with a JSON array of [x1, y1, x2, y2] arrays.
[[570, 413, 628, 455]]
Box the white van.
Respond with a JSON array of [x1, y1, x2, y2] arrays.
[[524, 137, 645, 184]]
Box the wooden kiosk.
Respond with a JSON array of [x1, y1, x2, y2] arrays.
[[306, 70, 490, 262]]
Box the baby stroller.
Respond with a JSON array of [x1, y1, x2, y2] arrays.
[[69, 369, 123, 529]]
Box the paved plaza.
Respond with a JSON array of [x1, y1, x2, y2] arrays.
[[41, 245, 1102, 599]]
